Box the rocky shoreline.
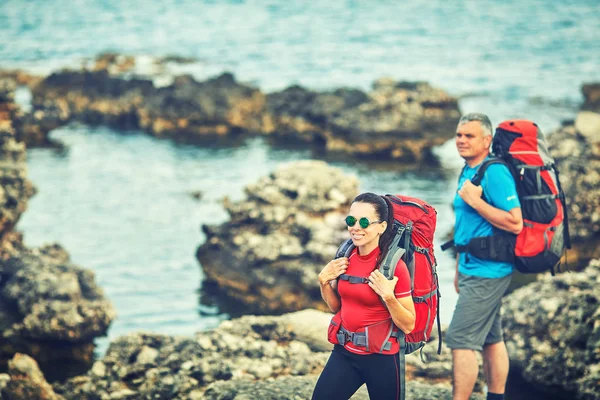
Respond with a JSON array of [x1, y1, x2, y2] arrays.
[[0, 56, 598, 398], [197, 160, 359, 315], [0, 76, 115, 379], [1, 310, 480, 400], [4, 53, 461, 163]]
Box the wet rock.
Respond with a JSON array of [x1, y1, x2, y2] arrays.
[[31, 69, 153, 130], [0, 244, 115, 373], [503, 258, 600, 400], [1, 244, 115, 341], [197, 160, 359, 314], [2, 353, 63, 400]]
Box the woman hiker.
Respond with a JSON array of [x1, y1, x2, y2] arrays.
[[312, 192, 415, 400]]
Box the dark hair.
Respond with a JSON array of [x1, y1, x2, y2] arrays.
[[351, 192, 395, 269]]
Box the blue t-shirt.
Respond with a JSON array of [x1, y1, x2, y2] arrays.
[[453, 159, 521, 278]]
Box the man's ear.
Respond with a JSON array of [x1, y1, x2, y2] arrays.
[[484, 134, 493, 149]]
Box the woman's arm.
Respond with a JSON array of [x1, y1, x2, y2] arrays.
[[382, 290, 415, 334], [368, 269, 416, 334], [319, 280, 341, 313], [318, 257, 348, 313]]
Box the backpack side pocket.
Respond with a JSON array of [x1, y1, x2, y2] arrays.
[[327, 312, 342, 345]]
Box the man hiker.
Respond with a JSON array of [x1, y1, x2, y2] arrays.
[[446, 113, 523, 400]]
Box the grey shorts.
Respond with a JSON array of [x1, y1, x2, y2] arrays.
[[446, 273, 512, 351]]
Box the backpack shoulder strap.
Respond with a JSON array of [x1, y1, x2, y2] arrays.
[[471, 158, 508, 186], [335, 238, 355, 259], [379, 222, 408, 280], [441, 158, 508, 252]]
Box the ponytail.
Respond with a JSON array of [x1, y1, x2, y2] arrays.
[[375, 196, 395, 270]]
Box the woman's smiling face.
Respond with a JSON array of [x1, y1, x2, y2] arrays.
[[347, 201, 387, 255]]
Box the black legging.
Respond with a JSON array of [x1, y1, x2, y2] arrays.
[[312, 345, 405, 400]]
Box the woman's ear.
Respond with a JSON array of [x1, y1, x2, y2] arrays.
[[380, 221, 387, 234]]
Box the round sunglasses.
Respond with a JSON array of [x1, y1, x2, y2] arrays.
[[345, 215, 382, 229]]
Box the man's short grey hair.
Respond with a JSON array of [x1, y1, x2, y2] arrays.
[[458, 113, 493, 137]]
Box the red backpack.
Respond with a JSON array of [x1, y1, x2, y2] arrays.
[[333, 195, 441, 355]]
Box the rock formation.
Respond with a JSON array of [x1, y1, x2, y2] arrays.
[[0, 78, 36, 256], [503, 258, 600, 400], [0, 243, 116, 376], [0, 79, 115, 376], [22, 54, 460, 162], [1, 353, 63, 400], [264, 79, 460, 162], [548, 83, 600, 265], [34, 310, 473, 400], [197, 160, 359, 314]]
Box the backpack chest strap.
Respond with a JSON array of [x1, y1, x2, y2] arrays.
[[339, 274, 369, 284]]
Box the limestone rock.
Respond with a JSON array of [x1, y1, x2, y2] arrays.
[[53, 311, 480, 399], [197, 160, 359, 314], [3, 353, 63, 400], [503, 259, 600, 400], [0, 244, 115, 373], [582, 83, 600, 113], [548, 83, 600, 265], [28, 58, 460, 163], [575, 111, 600, 144], [264, 79, 460, 162], [0, 78, 36, 255]]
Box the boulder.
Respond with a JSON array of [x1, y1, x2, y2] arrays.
[[0, 244, 115, 373], [548, 85, 600, 266], [2, 353, 63, 400], [574, 111, 600, 145], [196, 160, 359, 314], [503, 259, 600, 400], [582, 83, 600, 113], [264, 79, 461, 162]]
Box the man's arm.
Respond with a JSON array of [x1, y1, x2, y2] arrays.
[[458, 164, 523, 235], [461, 184, 523, 234]]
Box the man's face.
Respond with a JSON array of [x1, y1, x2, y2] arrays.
[[455, 121, 492, 162]]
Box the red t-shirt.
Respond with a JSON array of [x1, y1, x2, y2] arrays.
[[338, 247, 411, 355]]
